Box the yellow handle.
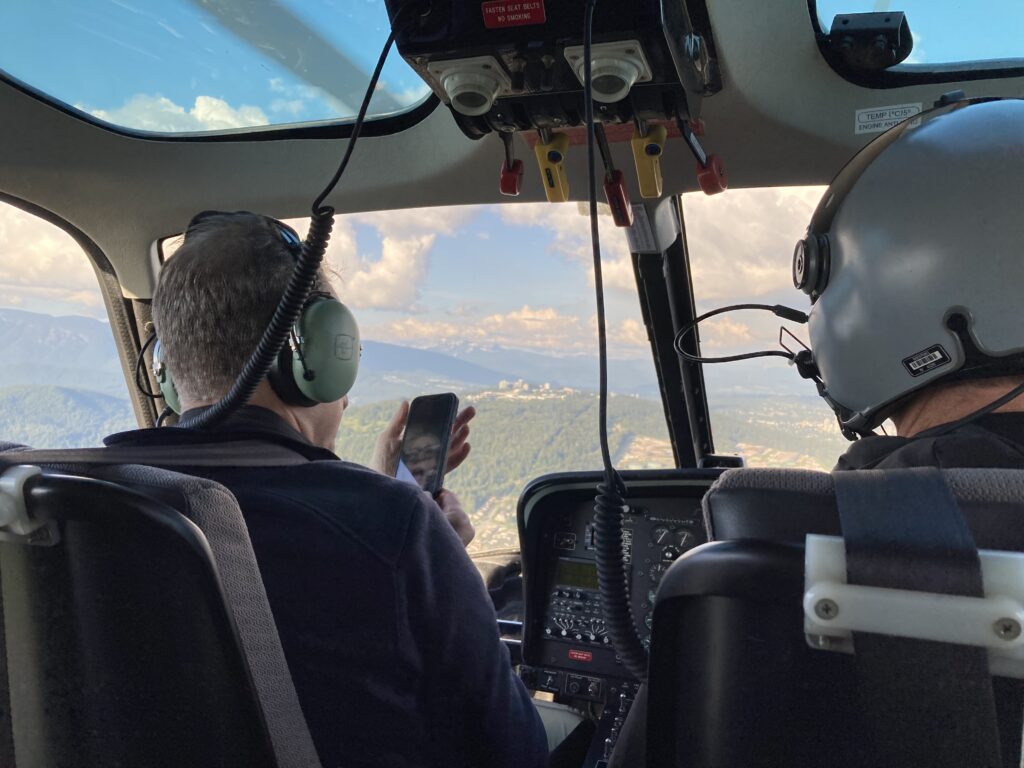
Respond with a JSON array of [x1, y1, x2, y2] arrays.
[[534, 133, 571, 203], [631, 124, 668, 199]]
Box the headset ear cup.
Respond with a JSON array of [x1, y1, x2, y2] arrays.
[[268, 342, 318, 407], [792, 234, 830, 298], [267, 298, 360, 407], [152, 340, 182, 415]]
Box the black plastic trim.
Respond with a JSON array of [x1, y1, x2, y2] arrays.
[[807, 0, 1024, 90], [0, 69, 440, 143]]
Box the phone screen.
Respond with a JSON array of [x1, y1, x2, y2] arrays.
[[396, 393, 458, 495]]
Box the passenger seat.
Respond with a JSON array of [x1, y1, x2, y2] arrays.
[[0, 445, 322, 768]]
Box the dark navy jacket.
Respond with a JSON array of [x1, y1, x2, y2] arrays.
[[105, 407, 547, 768], [835, 413, 1024, 470]]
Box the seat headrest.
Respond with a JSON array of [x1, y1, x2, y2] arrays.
[[703, 467, 1024, 552]]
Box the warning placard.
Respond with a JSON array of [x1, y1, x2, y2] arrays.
[[482, 0, 546, 29], [854, 103, 922, 135]]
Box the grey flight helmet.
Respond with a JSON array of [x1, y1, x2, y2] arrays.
[[792, 97, 1024, 435]]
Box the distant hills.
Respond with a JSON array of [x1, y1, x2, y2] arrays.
[[0, 308, 127, 396], [0, 307, 669, 405], [0, 308, 849, 474]]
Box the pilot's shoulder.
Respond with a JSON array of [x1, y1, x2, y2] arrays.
[[282, 459, 440, 562]]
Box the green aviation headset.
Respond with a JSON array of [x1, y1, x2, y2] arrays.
[[151, 212, 360, 416]]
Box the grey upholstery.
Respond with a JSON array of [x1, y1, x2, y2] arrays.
[[703, 467, 1024, 551], [0, 446, 322, 768], [92, 465, 323, 768]]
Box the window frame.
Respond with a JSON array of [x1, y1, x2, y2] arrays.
[[808, 0, 1024, 90]]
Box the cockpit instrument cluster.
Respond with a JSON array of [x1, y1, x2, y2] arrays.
[[516, 470, 719, 765]]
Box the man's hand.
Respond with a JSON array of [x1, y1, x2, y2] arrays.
[[371, 401, 476, 478], [435, 489, 475, 547]]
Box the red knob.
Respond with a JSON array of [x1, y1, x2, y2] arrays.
[[499, 159, 524, 197], [696, 154, 727, 195]]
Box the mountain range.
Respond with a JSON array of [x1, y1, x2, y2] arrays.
[[0, 307, 669, 405]]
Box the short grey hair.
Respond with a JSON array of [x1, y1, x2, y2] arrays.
[[153, 212, 329, 405]]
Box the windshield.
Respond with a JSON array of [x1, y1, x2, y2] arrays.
[[0, 0, 431, 133], [288, 203, 675, 553], [683, 186, 853, 471]]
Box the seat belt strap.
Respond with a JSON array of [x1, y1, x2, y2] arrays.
[[0, 441, 311, 468], [833, 468, 1003, 768], [0, 568, 12, 767]]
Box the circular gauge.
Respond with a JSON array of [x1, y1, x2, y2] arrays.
[[674, 528, 701, 550], [648, 563, 667, 584], [651, 526, 671, 544], [661, 546, 680, 562]]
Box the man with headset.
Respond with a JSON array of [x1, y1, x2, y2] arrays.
[[789, 96, 1024, 467], [105, 211, 549, 768]]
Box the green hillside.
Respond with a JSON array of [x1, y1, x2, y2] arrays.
[[337, 385, 850, 552], [0, 386, 135, 448], [0, 381, 852, 554]]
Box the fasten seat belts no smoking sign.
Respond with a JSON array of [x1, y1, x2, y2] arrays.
[[481, 0, 546, 28]]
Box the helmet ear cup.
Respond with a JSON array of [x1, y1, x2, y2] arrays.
[[152, 340, 182, 415], [268, 297, 360, 407], [792, 234, 831, 299]]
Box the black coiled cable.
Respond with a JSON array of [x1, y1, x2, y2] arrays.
[[582, 0, 648, 680]]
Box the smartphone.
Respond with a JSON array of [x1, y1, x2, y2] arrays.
[[395, 393, 459, 496]]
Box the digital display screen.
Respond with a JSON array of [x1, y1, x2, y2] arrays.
[[554, 558, 599, 590]]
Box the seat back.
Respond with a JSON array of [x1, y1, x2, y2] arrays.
[[0, 456, 321, 768], [645, 467, 1024, 768]]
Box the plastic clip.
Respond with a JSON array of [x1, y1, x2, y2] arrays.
[[805, 534, 1024, 679], [534, 131, 570, 203], [0, 465, 56, 545], [630, 124, 667, 199]]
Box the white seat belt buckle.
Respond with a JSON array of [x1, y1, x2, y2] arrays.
[[0, 465, 59, 546], [804, 534, 1024, 678]]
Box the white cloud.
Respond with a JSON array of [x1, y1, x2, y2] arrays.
[[87, 94, 269, 132], [283, 206, 478, 311], [0, 203, 106, 317], [497, 202, 636, 293], [371, 305, 591, 353], [611, 317, 648, 349], [684, 186, 824, 302], [266, 78, 351, 120], [700, 317, 754, 350]]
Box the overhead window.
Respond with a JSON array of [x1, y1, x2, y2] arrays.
[[811, 1, 1024, 87], [0, 1, 432, 135]]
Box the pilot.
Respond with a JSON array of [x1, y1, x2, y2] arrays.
[[105, 212, 548, 768], [791, 97, 1024, 468], [609, 96, 1024, 768]]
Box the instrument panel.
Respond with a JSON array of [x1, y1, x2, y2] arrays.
[[516, 470, 719, 766], [518, 470, 720, 687]]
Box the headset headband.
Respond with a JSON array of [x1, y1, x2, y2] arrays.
[[184, 210, 303, 257]]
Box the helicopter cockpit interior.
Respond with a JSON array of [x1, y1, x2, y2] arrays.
[[1, 0, 1023, 766]]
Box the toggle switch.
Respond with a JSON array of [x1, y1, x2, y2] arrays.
[[534, 132, 571, 203], [631, 124, 668, 199]]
